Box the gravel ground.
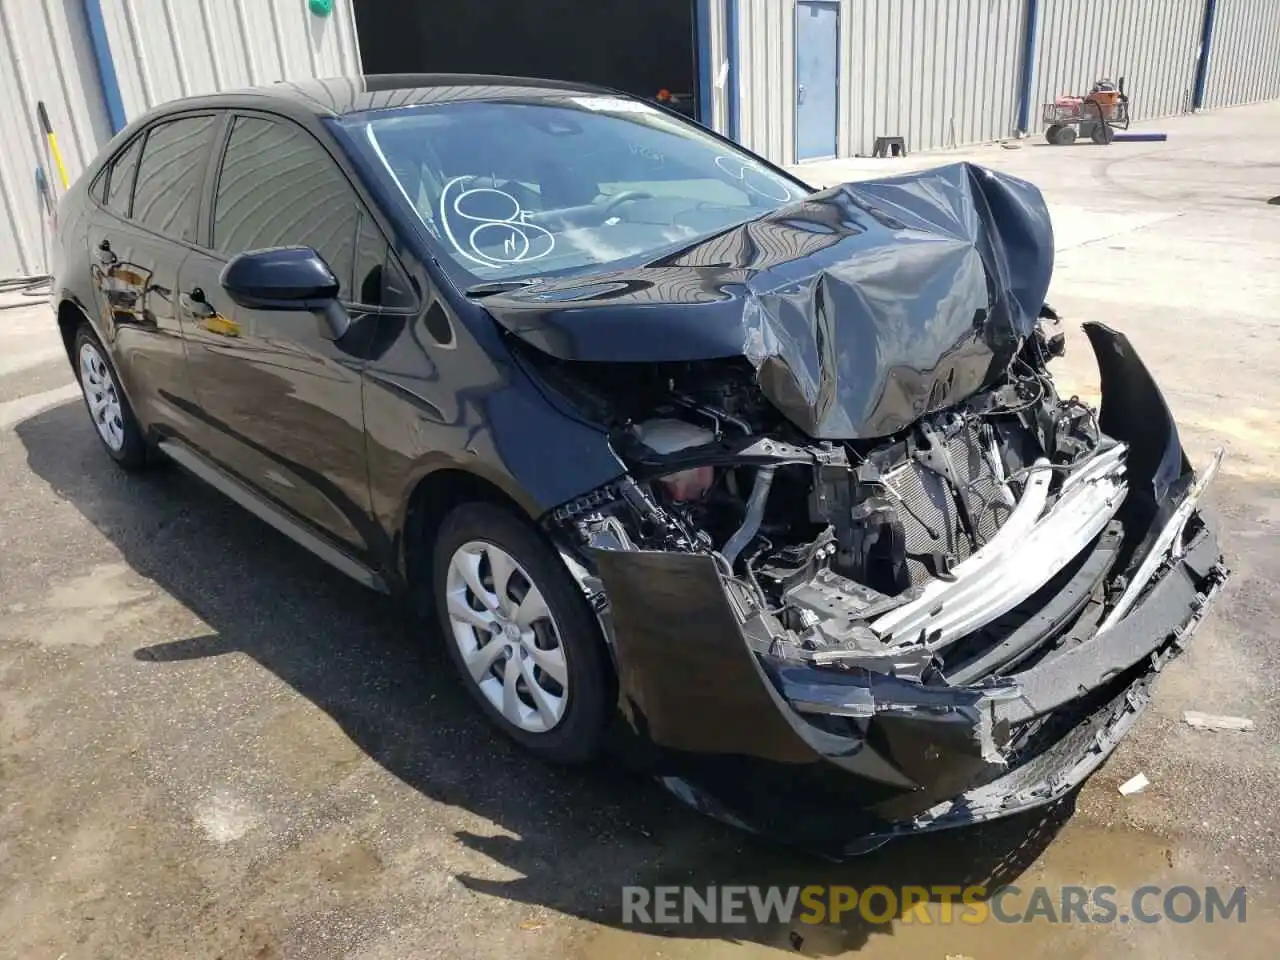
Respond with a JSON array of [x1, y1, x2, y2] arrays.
[[1, 101, 1278, 959]]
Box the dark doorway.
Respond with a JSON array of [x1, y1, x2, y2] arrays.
[[354, 0, 701, 120]]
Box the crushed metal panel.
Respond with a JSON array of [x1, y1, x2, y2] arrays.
[[485, 163, 1055, 441]]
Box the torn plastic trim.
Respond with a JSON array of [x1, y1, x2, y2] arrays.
[[613, 514, 1225, 847], [871, 444, 1127, 644], [863, 665, 1159, 845], [997, 513, 1227, 725], [591, 480, 1224, 783], [1097, 447, 1223, 633], [1083, 321, 1190, 502], [555, 546, 619, 666]]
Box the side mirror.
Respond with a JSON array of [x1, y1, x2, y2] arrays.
[[219, 246, 349, 340]]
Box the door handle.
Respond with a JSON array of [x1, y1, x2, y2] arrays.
[[798, 83, 806, 105], [180, 288, 216, 319], [96, 239, 117, 265]]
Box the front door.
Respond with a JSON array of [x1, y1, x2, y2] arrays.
[[796, 0, 840, 161], [178, 113, 379, 558]]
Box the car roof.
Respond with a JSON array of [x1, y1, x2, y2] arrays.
[[157, 74, 620, 120]]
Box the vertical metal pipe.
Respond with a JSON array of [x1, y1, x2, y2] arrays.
[[725, 0, 741, 142], [696, 0, 714, 126], [81, 0, 126, 133], [1192, 0, 1219, 109], [1015, 0, 1040, 134]]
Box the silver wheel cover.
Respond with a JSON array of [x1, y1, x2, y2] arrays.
[[445, 540, 569, 733], [78, 341, 126, 452]]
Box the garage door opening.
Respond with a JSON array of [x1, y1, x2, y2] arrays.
[[354, 0, 702, 121]]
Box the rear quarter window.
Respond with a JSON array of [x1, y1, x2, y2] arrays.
[[102, 134, 143, 216]]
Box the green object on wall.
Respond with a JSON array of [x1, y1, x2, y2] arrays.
[[308, 0, 333, 17]]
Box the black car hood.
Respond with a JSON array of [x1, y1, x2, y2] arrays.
[[482, 162, 1055, 439]]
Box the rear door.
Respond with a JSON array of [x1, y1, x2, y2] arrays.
[[86, 113, 220, 440], [177, 112, 382, 557]]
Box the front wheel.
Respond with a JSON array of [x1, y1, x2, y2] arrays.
[[432, 502, 613, 764], [73, 325, 149, 470]]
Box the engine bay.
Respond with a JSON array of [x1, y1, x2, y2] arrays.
[[529, 313, 1146, 683]]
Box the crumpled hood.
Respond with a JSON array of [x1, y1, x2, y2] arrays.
[[482, 162, 1054, 439]]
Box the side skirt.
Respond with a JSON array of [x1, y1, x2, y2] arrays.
[[157, 439, 389, 594]]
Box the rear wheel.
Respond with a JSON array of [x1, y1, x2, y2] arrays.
[[432, 502, 612, 764], [73, 325, 148, 470]]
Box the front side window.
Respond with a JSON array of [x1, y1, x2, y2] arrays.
[[131, 115, 217, 240], [214, 115, 360, 299], [338, 95, 809, 284]]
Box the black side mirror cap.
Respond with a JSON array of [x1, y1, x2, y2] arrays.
[[220, 246, 349, 339]]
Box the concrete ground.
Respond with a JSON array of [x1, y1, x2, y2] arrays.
[[2, 101, 1279, 959]]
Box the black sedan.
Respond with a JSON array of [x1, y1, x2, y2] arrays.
[[51, 75, 1226, 853]]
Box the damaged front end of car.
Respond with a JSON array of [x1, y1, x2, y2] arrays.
[[488, 164, 1228, 852]]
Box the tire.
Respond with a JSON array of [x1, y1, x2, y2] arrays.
[[1054, 125, 1078, 145], [432, 501, 613, 764], [1044, 124, 1064, 145], [72, 324, 149, 470], [1091, 122, 1114, 145]]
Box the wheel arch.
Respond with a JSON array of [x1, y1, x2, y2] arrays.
[[58, 295, 146, 423], [56, 297, 93, 362], [399, 465, 543, 609]]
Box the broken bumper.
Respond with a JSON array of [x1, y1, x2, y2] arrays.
[[593, 438, 1227, 854]]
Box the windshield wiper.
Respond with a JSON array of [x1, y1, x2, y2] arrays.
[[464, 278, 543, 298]]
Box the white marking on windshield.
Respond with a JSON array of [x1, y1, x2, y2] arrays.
[[714, 155, 796, 203], [439, 177, 556, 269]]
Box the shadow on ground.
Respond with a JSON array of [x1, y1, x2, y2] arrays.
[[19, 401, 1074, 954]]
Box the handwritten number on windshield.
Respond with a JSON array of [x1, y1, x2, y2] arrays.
[[439, 176, 556, 269]]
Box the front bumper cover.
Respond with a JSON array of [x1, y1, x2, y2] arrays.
[[589, 325, 1230, 853]]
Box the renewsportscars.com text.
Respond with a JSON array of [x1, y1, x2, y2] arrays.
[[622, 884, 1247, 926]]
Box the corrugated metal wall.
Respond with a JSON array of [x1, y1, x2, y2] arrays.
[[844, 0, 1025, 158], [98, 0, 362, 119], [736, 0, 796, 164], [0, 0, 363, 281], [1202, 0, 1280, 109], [705, 0, 731, 136], [0, 0, 111, 278], [1032, 0, 1203, 123]]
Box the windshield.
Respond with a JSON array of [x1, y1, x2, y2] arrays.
[[338, 95, 809, 284]]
